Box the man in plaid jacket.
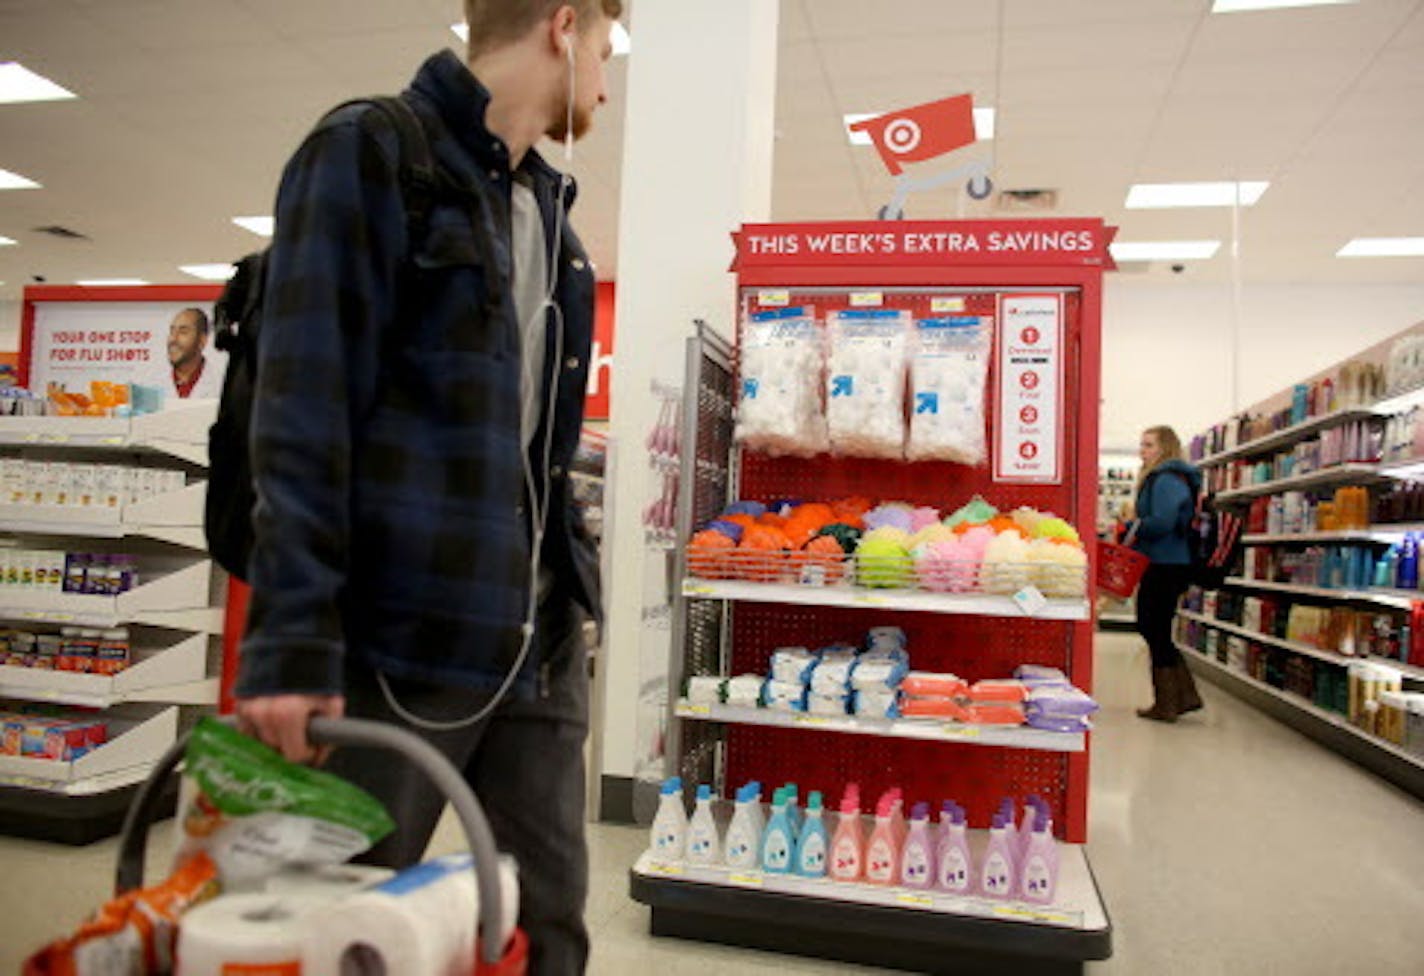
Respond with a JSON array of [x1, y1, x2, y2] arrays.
[[234, 3, 620, 972]]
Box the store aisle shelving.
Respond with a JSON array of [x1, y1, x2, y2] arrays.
[[3, 630, 1424, 974]]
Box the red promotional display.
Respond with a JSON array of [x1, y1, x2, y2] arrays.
[[633, 217, 1114, 971]]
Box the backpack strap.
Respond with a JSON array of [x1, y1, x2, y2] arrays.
[[320, 95, 438, 245]]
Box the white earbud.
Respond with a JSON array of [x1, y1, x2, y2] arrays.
[[563, 32, 575, 162]]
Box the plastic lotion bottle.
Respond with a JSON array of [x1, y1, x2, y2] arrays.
[[784, 783, 802, 839], [888, 788, 908, 849], [899, 802, 935, 889], [748, 781, 766, 838], [724, 785, 761, 870], [760, 787, 795, 874], [935, 802, 973, 894], [830, 784, 865, 883], [651, 777, 688, 861], [794, 790, 831, 878], [1018, 795, 1040, 863], [999, 797, 1020, 869], [864, 793, 901, 885], [980, 811, 1016, 899], [1019, 818, 1059, 904], [686, 784, 721, 866]]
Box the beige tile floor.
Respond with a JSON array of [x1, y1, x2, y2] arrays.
[[3, 631, 1423, 973]]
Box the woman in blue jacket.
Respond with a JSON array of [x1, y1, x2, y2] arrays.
[[1130, 425, 1205, 722]]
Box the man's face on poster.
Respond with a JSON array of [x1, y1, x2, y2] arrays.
[[168, 310, 206, 369]]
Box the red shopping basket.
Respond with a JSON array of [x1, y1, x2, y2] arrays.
[[1097, 540, 1149, 599], [27, 717, 527, 976]]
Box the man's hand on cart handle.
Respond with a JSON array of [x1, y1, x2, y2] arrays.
[[236, 694, 346, 764]]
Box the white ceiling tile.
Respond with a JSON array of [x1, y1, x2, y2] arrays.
[[804, 1, 1001, 39]]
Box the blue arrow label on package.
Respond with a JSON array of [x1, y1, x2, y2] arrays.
[[831, 376, 853, 397]]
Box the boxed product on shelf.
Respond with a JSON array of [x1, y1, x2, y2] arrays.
[[0, 708, 108, 761]]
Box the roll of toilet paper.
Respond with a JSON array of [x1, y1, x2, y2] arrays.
[[175, 893, 324, 976], [301, 852, 520, 976], [263, 863, 395, 899]]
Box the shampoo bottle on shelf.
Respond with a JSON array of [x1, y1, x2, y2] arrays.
[[1019, 818, 1060, 904], [784, 783, 802, 838], [979, 811, 1017, 899], [864, 792, 901, 885], [724, 784, 761, 870], [686, 785, 721, 866], [1398, 533, 1419, 591], [759, 788, 795, 874], [934, 802, 973, 894], [793, 791, 830, 878], [747, 781, 766, 839], [830, 784, 865, 883], [651, 777, 688, 861], [899, 802, 935, 889]]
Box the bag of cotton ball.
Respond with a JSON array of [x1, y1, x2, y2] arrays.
[[826, 309, 910, 459], [736, 307, 829, 457], [907, 316, 991, 465]]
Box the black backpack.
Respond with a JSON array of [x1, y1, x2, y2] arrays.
[[205, 96, 439, 581], [1170, 471, 1239, 587]]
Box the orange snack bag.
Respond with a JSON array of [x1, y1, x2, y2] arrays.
[[23, 852, 219, 976]]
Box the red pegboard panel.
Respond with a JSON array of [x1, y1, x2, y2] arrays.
[[719, 280, 1097, 843], [724, 603, 1076, 836]]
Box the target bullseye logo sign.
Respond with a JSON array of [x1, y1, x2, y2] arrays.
[[884, 118, 923, 155]]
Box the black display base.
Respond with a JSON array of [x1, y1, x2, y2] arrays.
[[0, 779, 177, 846], [1185, 649, 1424, 800], [631, 870, 1111, 976]]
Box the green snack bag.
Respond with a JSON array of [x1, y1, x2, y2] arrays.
[[175, 717, 395, 888]]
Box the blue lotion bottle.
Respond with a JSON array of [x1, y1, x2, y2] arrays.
[[760, 787, 795, 874], [793, 790, 830, 877], [1398, 533, 1419, 590]]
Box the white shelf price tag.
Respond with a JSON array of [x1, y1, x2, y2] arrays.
[[897, 892, 934, 908], [757, 290, 791, 307], [931, 296, 966, 313], [849, 291, 884, 307], [940, 724, 981, 739], [645, 860, 685, 877], [728, 872, 764, 888], [794, 714, 830, 727], [1012, 586, 1049, 616], [684, 704, 711, 717]]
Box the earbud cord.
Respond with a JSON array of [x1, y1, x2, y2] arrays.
[[377, 43, 576, 731]]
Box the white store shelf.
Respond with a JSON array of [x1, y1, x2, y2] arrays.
[[0, 706, 178, 787], [1176, 611, 1424, 682], [1195, 408, 1378, 468], [1176, 641, 1424, 774], [0, 482, 207, 549], [681, 579, 1090, 621], [674, 700, 1086, 752], [1214, 464, 1388, 503], [1241, 529, 1409, 545], [0, 401, 216, 467], [0, 560, 215, 628], [1221, 576, 1418, 609], [0, 633, 214, 707], [632, 845, 1107, 932]]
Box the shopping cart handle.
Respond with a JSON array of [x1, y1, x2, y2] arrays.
[[114, 715, 507, 966]]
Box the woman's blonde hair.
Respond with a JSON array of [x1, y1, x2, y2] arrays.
[[1138, 425, 1183, 489]]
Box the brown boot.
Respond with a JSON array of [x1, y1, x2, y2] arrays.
[[1136, 667, 1179, 722], [1173, 663, 1203, 714]]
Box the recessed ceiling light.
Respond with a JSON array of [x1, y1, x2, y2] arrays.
[[1213, 0, 1355, 12], [845, 107, 995, 146], [180, 263, 237, 281], [0, 167, 40, 190], [1110, 240, 1222, 261], [0, 62, 77, 104], [452, 21, 630, 54], [1126, 181, 1269, 209], [76, 278, 149, 286], [0, 235, 16, 246], [232, 215, 274, 237], [1337, 237, 1424, 258]]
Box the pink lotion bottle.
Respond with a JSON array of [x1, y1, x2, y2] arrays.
[[829, 783, 865, 883], [979, 811, 1017, 899], [864, 792, 901, 885], [899, 801, 936, 889], [1019, 816, 1060, 904]]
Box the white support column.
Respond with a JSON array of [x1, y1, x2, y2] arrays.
[[597, 2, 778, 806]]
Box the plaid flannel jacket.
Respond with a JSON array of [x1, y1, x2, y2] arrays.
[[236, 51, 599, 698]]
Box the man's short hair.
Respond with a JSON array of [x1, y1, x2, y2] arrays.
[[463, 0, 622, 57], [178, 307, 210, 337]]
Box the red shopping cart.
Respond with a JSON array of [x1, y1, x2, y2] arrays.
[[25, 717, 527, 975]]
